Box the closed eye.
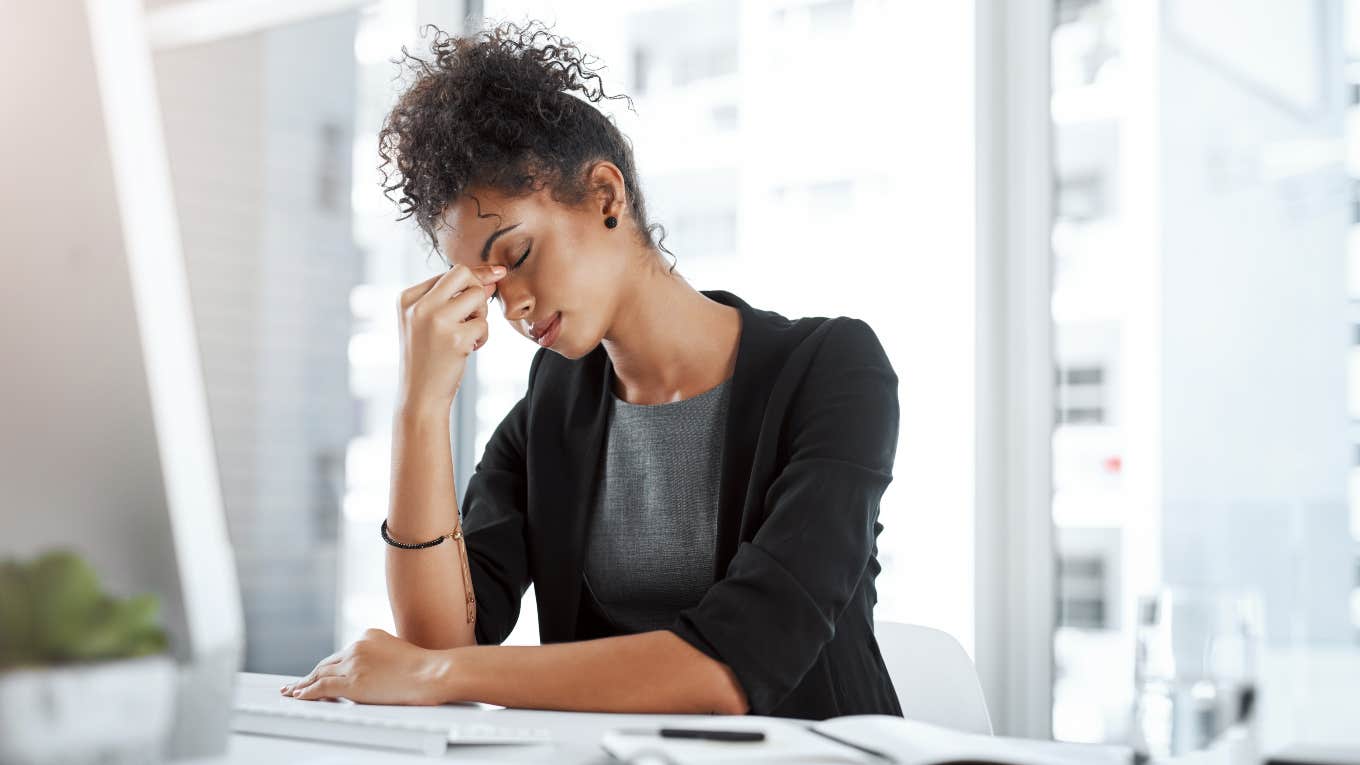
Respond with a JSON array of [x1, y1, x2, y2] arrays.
[[492, 242, 531, 303]]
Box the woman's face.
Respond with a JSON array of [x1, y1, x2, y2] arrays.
[[435, 181, 628, 360]]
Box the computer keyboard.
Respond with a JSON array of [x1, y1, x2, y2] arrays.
[[233, 700, 552, 757]]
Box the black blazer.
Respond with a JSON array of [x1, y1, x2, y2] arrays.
[[460, 289, 903, 720]]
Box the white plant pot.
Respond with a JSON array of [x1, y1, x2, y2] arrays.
[[0, 654, 177, 765]]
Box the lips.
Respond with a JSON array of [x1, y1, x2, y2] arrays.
[[528, 312, 561, 342]]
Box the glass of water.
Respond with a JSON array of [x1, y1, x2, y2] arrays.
[[1131, 588, 1265, 760]]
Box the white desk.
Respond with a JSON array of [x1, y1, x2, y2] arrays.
[[192, 672, 1135, 764], [198, 672, 812, 763], [191, 659, 1360, 764]]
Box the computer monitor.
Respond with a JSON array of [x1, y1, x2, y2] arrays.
[[0, 0, 244, 758]]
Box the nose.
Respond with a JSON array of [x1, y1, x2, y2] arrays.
[[498, 287, 533, 327]]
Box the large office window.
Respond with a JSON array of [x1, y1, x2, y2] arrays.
[[1049, 0, 1360, 745]]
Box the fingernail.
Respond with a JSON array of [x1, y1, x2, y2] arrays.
[[491, 266, 506, 275]]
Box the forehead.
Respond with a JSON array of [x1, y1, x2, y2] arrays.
[[435, 188, 540, 269]]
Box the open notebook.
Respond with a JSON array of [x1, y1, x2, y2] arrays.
[[600, 715, 1132, 765]]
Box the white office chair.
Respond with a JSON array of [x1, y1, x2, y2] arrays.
[[873, 621, 994, 735]]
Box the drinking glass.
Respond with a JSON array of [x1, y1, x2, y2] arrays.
[[1131, 588, 1264, 760]]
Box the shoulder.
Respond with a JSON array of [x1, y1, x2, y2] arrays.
[[815, 316, 892, 367], [779, 315, 900, 464], [781, 315, 896, 386], [727, 291, 893, 375], [753, 312, 899, 448]]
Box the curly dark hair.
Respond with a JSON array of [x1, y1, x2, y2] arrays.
[[377, 19, 672, 270]]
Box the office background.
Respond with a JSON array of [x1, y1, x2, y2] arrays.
[[112, 0, 1358, 747]]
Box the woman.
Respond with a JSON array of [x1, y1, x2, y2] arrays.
[[280, 20, 902, 720]]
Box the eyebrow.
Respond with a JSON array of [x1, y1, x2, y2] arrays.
[[480, 223, 521, 262]]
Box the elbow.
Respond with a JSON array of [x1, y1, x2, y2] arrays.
[[713, 686, 750, 716], [663, 628, 750, 713], [705, 661, 751, 716], [663, 629, 750, 715]]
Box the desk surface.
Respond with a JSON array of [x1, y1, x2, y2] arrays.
[[196, 672, 811, 764], [189, 647, 1360, 763]]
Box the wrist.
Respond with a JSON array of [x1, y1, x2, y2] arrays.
[[396, 392, 453, 422], [436, 646, 474, 703]]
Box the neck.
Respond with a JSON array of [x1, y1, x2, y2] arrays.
[[601, 256, 741, 405]]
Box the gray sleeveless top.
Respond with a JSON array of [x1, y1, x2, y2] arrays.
[[581, 377, 732, 633]]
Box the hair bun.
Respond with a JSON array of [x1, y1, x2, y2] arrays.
[[377, 20, 672, 270]]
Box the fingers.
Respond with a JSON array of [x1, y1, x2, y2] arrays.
[[447, 280, 491, 324], [395, 264, 498, 358], [294, 675, 348, 702], [397, 272, 443, 313], [429, 287, 490, 355], [397, 266, 502, 345], [424, 264, 506, 305], [448, 283, 492, 338], [396, 264, 502, 316], [280, 652, 345, 695], [286, 662, 342, 698]]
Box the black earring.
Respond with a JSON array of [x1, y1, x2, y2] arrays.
[[604, 215, 618, 229]]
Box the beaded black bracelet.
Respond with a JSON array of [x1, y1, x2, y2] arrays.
[[380, 518, 460, 550], [381, 519, 477, 623]]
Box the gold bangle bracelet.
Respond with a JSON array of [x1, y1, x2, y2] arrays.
[[450, 528, 477, 624]]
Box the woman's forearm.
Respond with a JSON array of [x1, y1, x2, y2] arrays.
[[385, 397, 476, 650], [438, 630, 749, 715]]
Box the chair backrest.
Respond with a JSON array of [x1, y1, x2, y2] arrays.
[[873, 621, 994, 735]]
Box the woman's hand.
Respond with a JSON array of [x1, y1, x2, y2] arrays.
[[396, 263, 506, 411], [279, 627, 454, 705]]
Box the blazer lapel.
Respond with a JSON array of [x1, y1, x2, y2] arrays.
[[537, 342, 612, 641], [704, 290, 786, 578]]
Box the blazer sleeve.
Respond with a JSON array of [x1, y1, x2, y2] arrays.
[[461, 348, 546, 645], [667, 317, 900, 714]]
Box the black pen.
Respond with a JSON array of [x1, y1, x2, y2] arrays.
[[658, 727, 766, 742]]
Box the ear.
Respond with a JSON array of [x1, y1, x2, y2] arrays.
[[584, 161, 627, 218]]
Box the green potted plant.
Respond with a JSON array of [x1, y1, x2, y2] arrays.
[[0, 549, 177, 764]]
